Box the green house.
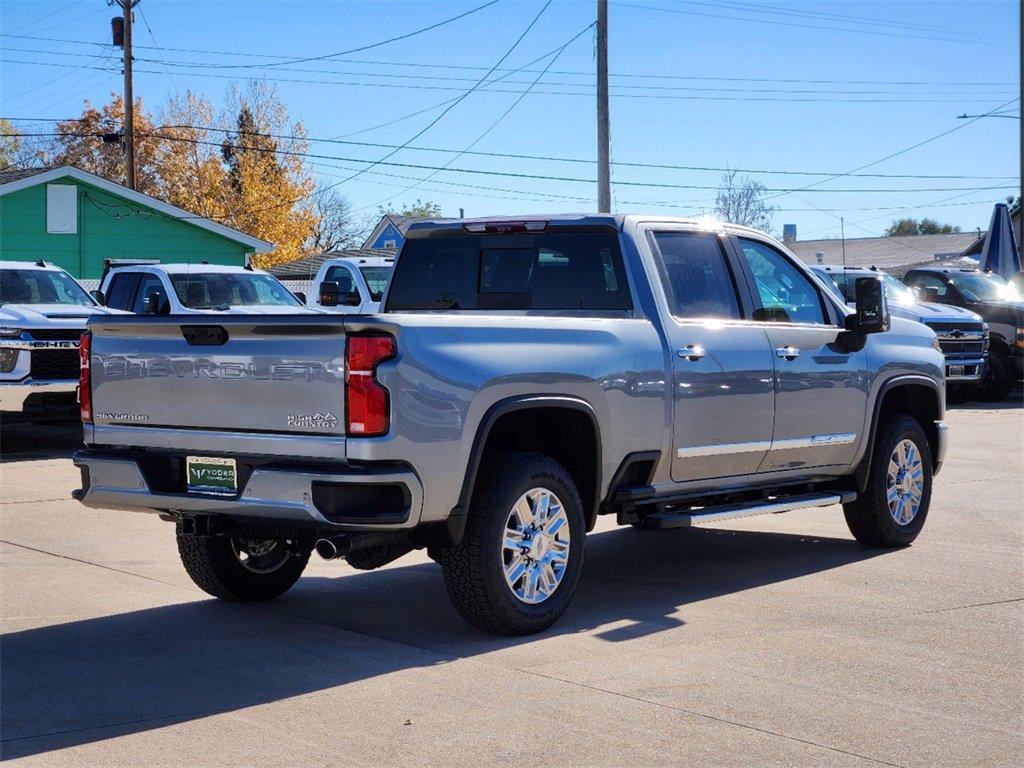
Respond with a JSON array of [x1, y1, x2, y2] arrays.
[[0, 166, 272, 280]]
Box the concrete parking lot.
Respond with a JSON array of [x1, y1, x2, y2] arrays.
[[1, 403, 1021, 767]]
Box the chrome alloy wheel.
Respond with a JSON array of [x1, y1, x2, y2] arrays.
[[231, 538, 290, 574], [501, 488, 571, 605], [886, 438, 924, 526]]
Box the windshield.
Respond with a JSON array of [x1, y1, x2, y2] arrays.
[[0, 268, 94, 306], [827, 271, 916, 307], [169, 273, 301, 309], [949, 272, 1023, 302], [359, 266, 392, 302]]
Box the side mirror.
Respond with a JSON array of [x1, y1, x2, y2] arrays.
[[923, 286, 940, 300], [145, 291, 163, 315], [844, 276, 890, 334], [318, 281, 340, 307], [292, 291, 307, 304], [91, 290, 106, 306]]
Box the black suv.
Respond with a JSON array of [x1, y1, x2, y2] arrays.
[[903, 267, 1024, 401]]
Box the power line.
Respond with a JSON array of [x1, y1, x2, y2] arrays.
[[2, 32, 1015, 87], [614, 1, 1005, 46], [8, 117, 1015, 182], [9, 58, 1011, 104], [18, 46, 1014, 96], [4, 0, 83, 35], [283, 0, 554, 211], [9, 130, 1017, 196], [356, 21, 596, 212], [764, 98, 1021, 203], [670, 0, 987, 38], [0, 33, 1007, 87], [798, 188, 1002, 239], [191, 0, 500, 70]]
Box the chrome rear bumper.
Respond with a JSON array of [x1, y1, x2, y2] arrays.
[[72, 450, 423, 530]]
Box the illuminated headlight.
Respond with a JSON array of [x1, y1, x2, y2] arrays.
[[0, 327, 23, 339], [0, 348, 19, 373]]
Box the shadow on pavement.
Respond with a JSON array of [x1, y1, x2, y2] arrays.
[[1, 525, 885, 759], [0, 420, 83, 462]]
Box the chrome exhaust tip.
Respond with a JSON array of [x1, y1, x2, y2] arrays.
[[315, 535, 350, 560]]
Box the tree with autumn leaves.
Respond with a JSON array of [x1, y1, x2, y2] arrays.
[[47, 83, 361, 267]]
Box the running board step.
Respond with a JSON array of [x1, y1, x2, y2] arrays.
[[639, 492, 852, 530]]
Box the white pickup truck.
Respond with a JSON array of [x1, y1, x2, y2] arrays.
[[97, 262, 310, 315], [0, 260, 122, 421], [307, 254, 394, 313]]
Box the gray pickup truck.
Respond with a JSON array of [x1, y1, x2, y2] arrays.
[[73, 215, 948, 635]]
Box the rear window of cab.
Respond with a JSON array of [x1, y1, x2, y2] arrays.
[[385, 232, 632, 312]]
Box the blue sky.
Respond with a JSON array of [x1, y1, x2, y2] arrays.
[[1, 0, 1020, 239]]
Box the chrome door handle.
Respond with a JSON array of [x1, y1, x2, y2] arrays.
[[776, 345, 800, 361], [678, 344, 707, 361]]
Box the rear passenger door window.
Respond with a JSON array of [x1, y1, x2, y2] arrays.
[[648, 231, 742, 320], [736, 239, 826, 325], [104, 273, 140, 311]]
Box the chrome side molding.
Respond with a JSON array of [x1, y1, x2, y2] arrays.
[[677, 432, 856, 459]]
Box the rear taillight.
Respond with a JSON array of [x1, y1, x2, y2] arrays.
[[346, 334, 395, 436], [79, 330, 92, 423]]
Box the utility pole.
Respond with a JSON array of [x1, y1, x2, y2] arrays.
[[110, 0, 138, 190], [841, 217, 847, 270], [596, 0, 611, 213]]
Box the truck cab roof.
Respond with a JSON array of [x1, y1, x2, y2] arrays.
[[106, 263, 263, 275], [405, 213, 771, 240]]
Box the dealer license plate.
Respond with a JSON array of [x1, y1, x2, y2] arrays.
[[186, 456, 237, 495]]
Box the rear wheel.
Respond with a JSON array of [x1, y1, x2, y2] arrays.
[[177, 528, 311, 601], [843, 415, 932, 548], [440, 452, 585, 635], [976, 349, 1014, 402]]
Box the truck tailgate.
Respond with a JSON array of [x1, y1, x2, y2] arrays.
[[88, 316, 346, 435]]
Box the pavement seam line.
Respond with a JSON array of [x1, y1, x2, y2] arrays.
[[0, 498, 70, 505], [913, 597, 1023, 615], [248, 601, 910, 768], [0, 538, 919, 766], [0, 539, 187, 591], [0, 710, 222, 745], [498, 667, 911, 768]]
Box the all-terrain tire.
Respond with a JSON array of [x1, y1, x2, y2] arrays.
[[976, 350, 1015, 402], [843, 414, 932, 548], [176, 529, 311, 601], [440, 451, 585, 635]]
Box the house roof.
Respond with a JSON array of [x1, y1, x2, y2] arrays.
[[0, 166, 273, 252], [361, 213, 458, 248], [268, 248, 394, 279], [0, 167, 53, 185], [788, 232, 979, 269]]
